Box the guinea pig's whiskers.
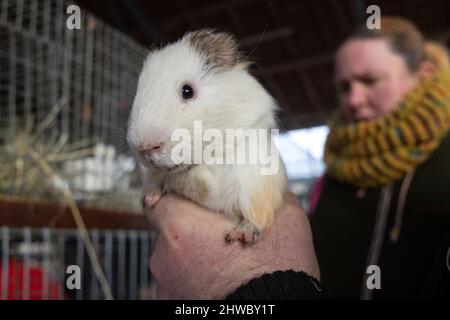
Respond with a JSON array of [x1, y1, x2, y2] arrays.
[[90, 118, 131, 153], [162, 155, 197, 198], [163, 149, 196, 197], [242, 21, 269, 63], [92, 118, 128, 134]]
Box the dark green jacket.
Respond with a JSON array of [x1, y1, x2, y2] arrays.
[[311, 133, 450, 299]]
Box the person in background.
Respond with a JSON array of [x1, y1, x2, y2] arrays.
[[310, 16, 450, 299]]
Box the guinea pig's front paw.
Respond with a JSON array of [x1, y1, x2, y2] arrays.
[[142, 189, 162, 209], [225, 221, 262, 245]]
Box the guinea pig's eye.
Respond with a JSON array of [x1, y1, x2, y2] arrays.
[[181, 84, 195, 100]]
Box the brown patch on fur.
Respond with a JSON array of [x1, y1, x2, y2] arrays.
[[184, 29, 241, 68]]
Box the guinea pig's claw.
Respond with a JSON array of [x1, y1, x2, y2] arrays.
[[142, 190, 162, 209], [225, 223, 261, 245]]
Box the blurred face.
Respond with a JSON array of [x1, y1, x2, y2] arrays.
[[335, 38, 419, 122]]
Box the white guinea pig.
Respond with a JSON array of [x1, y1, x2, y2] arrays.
[[127, 29, 288, 244]]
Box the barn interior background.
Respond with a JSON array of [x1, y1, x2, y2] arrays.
[[75, 0, 450, 207], [0, 0, 151, 300], [0, 0, 449, 299]]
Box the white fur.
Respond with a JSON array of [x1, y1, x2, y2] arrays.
[[127, 32, 287, 235]]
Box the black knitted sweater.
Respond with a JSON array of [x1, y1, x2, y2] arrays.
[[225, 270, 327, 300]]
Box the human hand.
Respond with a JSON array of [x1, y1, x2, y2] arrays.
[[145, 192, 320, 299]]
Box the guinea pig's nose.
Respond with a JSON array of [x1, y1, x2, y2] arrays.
[[138, 143, 162, 156]]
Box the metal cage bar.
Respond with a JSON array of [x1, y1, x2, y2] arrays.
[[0, 227, 152, 300]]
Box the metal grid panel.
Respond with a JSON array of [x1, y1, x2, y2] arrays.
[[0, 0, 155, 300], [0, 226, 153, 300], [0, 0, 145, 204]]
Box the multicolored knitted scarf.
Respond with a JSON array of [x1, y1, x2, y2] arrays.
[[325, 68, 450, 188]]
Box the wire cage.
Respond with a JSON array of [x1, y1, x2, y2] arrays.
[[0, 0, 151, 299], [0, 226, 153, 300]]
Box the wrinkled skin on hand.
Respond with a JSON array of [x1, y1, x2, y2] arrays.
[[145, 192, 320, 299]]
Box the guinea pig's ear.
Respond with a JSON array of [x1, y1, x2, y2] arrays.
[[183, 29, 240, 68]]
